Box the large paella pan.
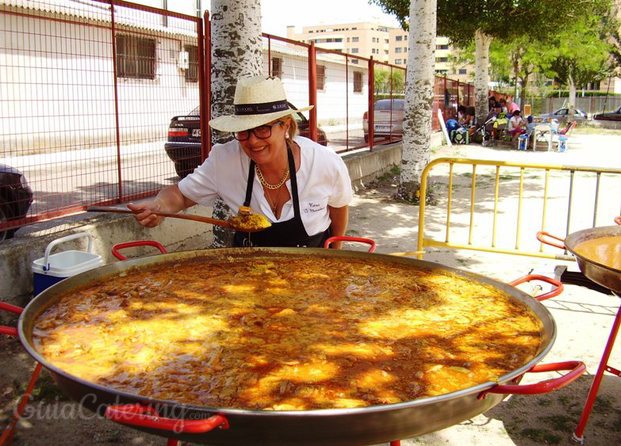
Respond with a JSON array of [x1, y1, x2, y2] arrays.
[[13, 248, 583, 445]]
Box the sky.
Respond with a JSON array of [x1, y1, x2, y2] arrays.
[[260, 0, 402, 37]]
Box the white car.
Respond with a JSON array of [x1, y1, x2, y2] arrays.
[[537, 107, 587, 122], [363, 99, 405, 142]]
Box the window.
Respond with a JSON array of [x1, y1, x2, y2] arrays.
[[436, 57, 448, 63], [184, 45, 198, 82], [351, 59, 358, 65], [436, 44, 449, 50], [395, 59, 402, 65], [271, 57, 283, 78], [116, 34, 156, 79], [396, 35, 403, 41], [316, 64, 326, 90], [459, 68, 467, 75], [395, 47, 402, 53], [353, 72, 363, 93], [351, 48, 359, 54], [352, 36, 359, 42]]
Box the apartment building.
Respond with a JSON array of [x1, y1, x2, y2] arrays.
[[287, 22, 391, 66], [288, 22, 473, 82]]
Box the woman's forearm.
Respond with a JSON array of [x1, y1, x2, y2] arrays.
[[328, 205, 349, 249]]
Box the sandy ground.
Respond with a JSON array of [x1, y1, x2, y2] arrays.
[[1, 131, 620, 445]]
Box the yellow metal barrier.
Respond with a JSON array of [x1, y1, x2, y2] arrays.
[[410, 157, 621, 260]]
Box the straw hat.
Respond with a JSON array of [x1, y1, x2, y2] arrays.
[[209, 76, 313, 133]]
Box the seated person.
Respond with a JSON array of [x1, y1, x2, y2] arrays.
[[457, 105, 468, 125], [499, 98, 509, 114], [492, 106, 509, 140], [526, 115, 536, 134], [508, 110, 526, 140], [464, 106, 477, 137], [488, 95, 497, 111], [446, 115, 460, 142], [484, 102, 502, 135], [506, 96, 520, 114], [550, 118, 560, 134]]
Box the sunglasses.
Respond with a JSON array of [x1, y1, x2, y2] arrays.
[[234, 121, 284, 141]]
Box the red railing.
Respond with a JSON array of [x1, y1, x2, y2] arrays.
[[0, 0, 483, 235]]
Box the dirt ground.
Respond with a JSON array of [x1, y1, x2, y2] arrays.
[[1, 132, 620, 445]]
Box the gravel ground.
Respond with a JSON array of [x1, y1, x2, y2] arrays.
[[1, 131, 620, 445]]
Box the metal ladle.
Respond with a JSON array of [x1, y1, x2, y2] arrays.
[[87, 205, 271, 233]]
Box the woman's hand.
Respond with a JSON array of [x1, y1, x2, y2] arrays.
[[127, 200, 165, 228], [128, 185, 195, 228]]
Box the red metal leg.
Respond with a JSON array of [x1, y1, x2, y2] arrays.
[[0, 362, 43, 446], [166, 439, 179, 446], [573, 303, 621, 443], [390, 441, 401, 446]]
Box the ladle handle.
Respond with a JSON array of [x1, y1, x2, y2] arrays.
[[87, 206, 233, 229]]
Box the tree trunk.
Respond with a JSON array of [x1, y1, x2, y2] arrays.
[[474, 29, 492, 125], [398, 0, 436, 203], [567, 72, 577, 121], [519, 75, 528, 114], [210, 0, 262, 247]]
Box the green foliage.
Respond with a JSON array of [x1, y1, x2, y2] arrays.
[[538, 9, 614, 89], [370, 1, 612, 47], [545, 90, 621, 98], [374, 67, 405, 94]]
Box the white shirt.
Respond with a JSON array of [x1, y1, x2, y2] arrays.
[[178, 136, 353, 236], [508, 115, 525, 131]]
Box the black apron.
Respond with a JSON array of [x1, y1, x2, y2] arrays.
[[233, 145, 331, 247]]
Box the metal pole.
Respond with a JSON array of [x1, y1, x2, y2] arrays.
[[308, 42, 318, 142], [368, 57, 374, 150], [200, 10, 211, 160], [109, 1, 123, 202]]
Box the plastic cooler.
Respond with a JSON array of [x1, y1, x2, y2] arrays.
[[31, 233, 103, 296]]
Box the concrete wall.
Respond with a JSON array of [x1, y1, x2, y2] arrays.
[[1, 140, 415, 307]]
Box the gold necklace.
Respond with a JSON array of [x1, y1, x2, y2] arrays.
[[255, 165, 289, 190]]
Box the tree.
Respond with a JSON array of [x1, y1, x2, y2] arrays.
[[489, 37, 544, 107], [371, 1, 613, 123], [210, 0, 263, 246], [545, 15, 611, 116], [398, 0, 436, 202], [541, 12, 612, 118], [374, 67, 405, 95]]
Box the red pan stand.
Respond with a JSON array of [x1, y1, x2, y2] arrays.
[[0, 302, 43, 446], [572, 296, 620, 444]]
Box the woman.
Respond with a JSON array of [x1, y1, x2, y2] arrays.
[[129, 76, 353, 248], [508, 109, 526, 141]]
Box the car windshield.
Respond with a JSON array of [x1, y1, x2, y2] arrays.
[[375, 100, 404, 111]]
